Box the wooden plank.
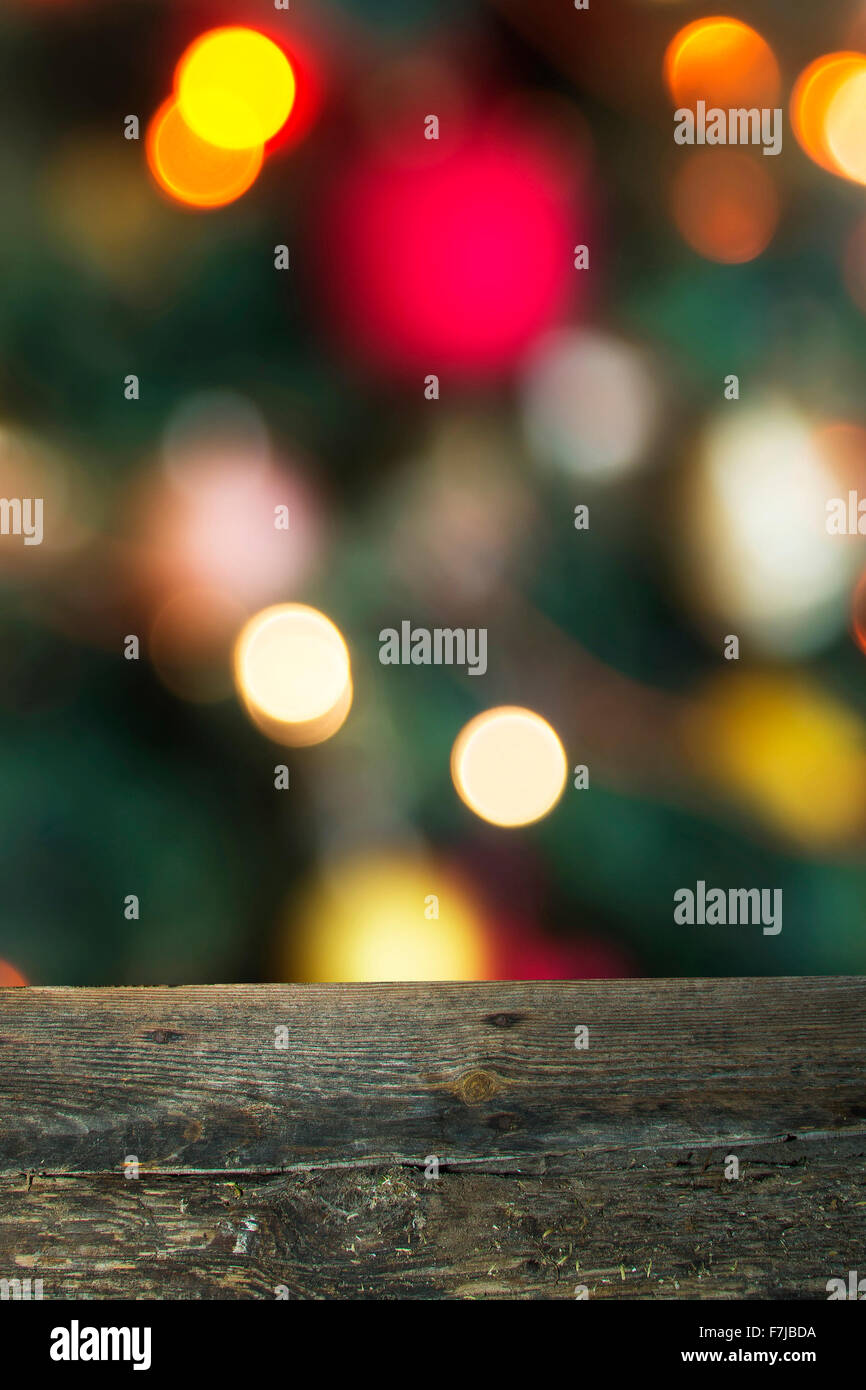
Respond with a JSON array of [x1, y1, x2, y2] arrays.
[[0, 979, 864, 1175], [0, 1150, 861, 1300], [0, 979, 863, 1298]]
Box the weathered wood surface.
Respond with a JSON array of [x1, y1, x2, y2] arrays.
[[0, 979, 863, 1298]]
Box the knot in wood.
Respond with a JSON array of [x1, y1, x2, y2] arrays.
[[456, 1068, 501, 1105]]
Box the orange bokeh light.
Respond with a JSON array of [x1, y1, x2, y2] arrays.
[[852, 568, 866, 654], [825, 67, 866, 185], [791, 52, 866, 174], [146, 97, 263, 209], [664, 17, 780, 110], [816, 420, 866, 493], [671, 150, 779, 263], [0, 960, 27, 986]]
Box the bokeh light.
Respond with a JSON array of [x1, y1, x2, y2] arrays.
[[131, 405, 322, 611], [815, 420, 866, 501], [678, 402, 855, 657], [234, 603, 353, 746], [176, 27, 295, 151], [258, 30, 323, 156], [684, 673, 866, 848], [521, 327, 660, 480], [490, 917, 636, 980], [663, 17, 780, 109], [282, 852, 491, 981], [146, 98, 263, 209], [825, 66, 866, 185], [0, 961, 27, 987], [671, 150, 779, 264], [791, 53, 866, 176], [850, 567, 866, 655], [451, 706, 567, 828], [317, 121, 580, 378]]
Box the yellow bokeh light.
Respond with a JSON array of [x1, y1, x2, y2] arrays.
[[233, 603, 352, 746], [451, 706, 567, 828], [176, 27, 295, 150], [683, 673, 866, 847], [283, 854, 491, 982], [146, 98, 263, 209]]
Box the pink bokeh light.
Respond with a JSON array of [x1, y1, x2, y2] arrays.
[[317, 119, 586, 379], [488, 914, 636, 980], [129, 454, 323, 616]]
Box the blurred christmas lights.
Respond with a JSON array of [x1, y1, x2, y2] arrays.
[[489, 918, 635, 981], [130, 401, 322, 614], [815, 421, 866, 502], [850, 567, 866, 656], [146, 97, 263, 209], [233, 603, 352, 747], [671, 150, 778, 264], [451, 707, 567, 828], [824, 67, 866, 185], [791, 53, 866, 178], [678, 402, 854, 658], [176, 27, 296, 151], [663, 17, 780, 110], [282, 852, 491, 982], [683, 673, 866, 848], [10, 0, 866, 991], [317, 121, 581, 378], [146, 26, 299, 209], [521, 328, 660, 480]]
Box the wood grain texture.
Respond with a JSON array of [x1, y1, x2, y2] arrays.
[[0, 979, 863, 1298]]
